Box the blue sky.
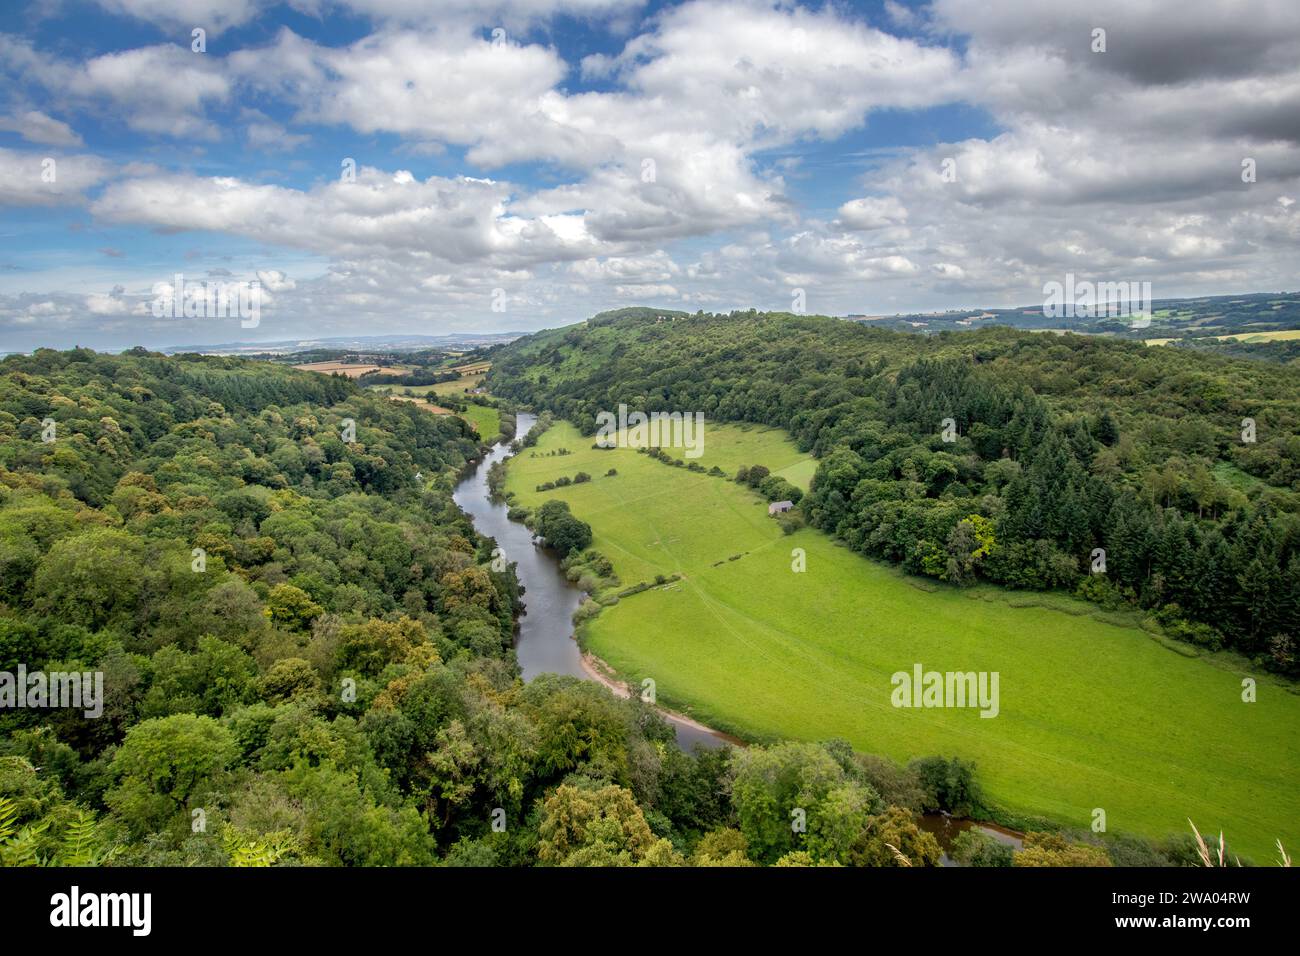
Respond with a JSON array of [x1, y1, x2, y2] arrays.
[[1, 0, 1297, 349]]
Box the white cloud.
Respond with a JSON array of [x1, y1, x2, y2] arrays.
[[837, 196, 909, 230], [90, 165, 608, 271], [0, 37, 231, 139], [4, 0, 1299, 343], [93, 0, 263, 33], [0, 111, 83, 147], [256, 269, 296, 292], [0, 147, 114, 207]]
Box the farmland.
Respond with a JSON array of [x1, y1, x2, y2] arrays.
[[458, 402, 501, 438], [384, 392, 501, 438], [1147, 329, 1300, 346], [368, 373, 487, 397], [291, 361, 409, 378], [504, 420, 1300, 859]]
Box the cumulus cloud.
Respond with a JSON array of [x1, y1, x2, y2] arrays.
[[0, 36, 231, 139], [837, 196, 909, 230], [88, 165, 611, 294], [93, 0, 263, 33], [3, 0, 1298, 344], [256, 269, 296, 292], [0, 110, 83, 147], [0, 147, 114, 207]]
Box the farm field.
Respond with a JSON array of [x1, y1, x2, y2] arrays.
[[458, 402, 500, 438], [384, 393, 499, 437], [293, 361, 409, 378], [1146, 328, 1300, 346], [368, 373, 486, 396], [504, 420, 1300, 859], [386, 394, 453, 414]]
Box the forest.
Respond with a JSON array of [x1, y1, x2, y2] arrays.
[[0, 340, 1289, 867], [488, 308, 1300, 677], [1, 347, 1138, 868]]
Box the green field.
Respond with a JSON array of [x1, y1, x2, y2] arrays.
[[1147, 329, 1300, 346], [505, 420, 1300, 859], [380, 389, 501, 438], [458, 403, 500, 439], [369, 373, 487, 397]]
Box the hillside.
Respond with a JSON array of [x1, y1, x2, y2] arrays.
[[489, 309, 1300, 671]]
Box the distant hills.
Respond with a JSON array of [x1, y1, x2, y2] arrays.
[[161, 331, 523, 356], [842, 290, 1300, 346], [43, 290, 1295, 361]]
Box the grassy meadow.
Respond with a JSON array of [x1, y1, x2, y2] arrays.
[[380, 390, 500, 438], [504, 420, 1300, 859], [1146, 329, 1300, 346], [458, 403, 501, 439], [368, 373, 487, 397]]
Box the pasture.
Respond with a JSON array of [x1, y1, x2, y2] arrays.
[[504, 420, 1300, 859]]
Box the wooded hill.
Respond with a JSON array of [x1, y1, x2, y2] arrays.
[[0, 347, 1012, 867], [488, 308, 1300, 674]]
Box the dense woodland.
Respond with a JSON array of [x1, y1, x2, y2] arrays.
[[0, 343, 1278, 867], [489, 308, 1300, 676], [0, 347, 1153, 868]]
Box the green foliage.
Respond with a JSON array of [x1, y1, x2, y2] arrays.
[[106, 715, 237, 836], [729, 741, 881, 865], [909, 756, 981, 817], [265, 584, 324, 632], [949, 828, 1015, 867], [847, 805, 943, 867], [3, 343, 1286, 869], [489, 311, 1300, 672], [1014, 831, 1113, 867], [531, 499, 593, 555], [537, 782, 677, 866]]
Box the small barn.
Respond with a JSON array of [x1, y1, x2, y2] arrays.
[[768, 500, 794, 516]]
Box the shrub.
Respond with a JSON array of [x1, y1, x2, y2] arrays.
[[908, 755, 981, 816], [949, 829, 1014, 867], [776, 511, 805, 535]]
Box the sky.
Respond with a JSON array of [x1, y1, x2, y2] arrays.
[[0, 0, 1297, 350]]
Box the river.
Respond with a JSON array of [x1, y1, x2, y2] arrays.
[[452, 412, 729, 750], [918, 813, 1026, 866], [452, 413, 1027, 853]]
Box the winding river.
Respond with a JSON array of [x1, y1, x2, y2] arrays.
[[453, 412, 728, 750], [453, 413, 1027, 857]]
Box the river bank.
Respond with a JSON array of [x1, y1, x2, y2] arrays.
[[452, 412, 733, 750], [457, 412, 1029, 853]]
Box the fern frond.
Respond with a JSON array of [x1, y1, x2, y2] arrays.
[[59, 811, 101, 867], [0, 797, 18, 845]]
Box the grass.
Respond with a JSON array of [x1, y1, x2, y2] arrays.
[[505, 420, 1300, 859], [1146, 329, 1300, 346], [458, 403, 501, 439], [368, 373, 486, 397], [381, 390, 501, 438], [1213, 461, 1265, 494]]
